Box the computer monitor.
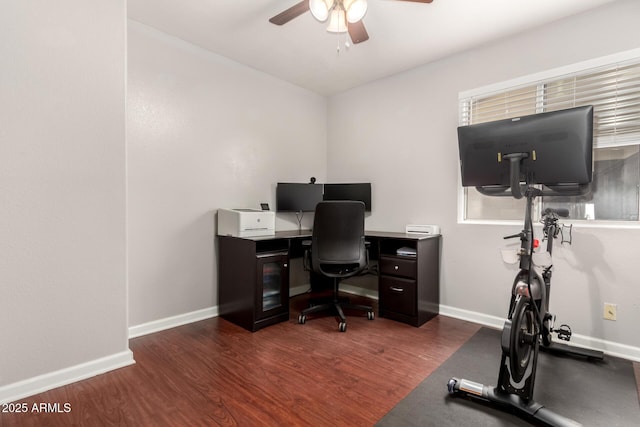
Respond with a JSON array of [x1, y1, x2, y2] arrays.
[[323, 183, 372, 211], [457, 106, 594, 190], [276, 183, 324, 212]]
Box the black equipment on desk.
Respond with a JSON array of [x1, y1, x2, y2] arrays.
[[276, 182, 324, 212], [323, 183, 372, 211], [276, 181, 372, 213]]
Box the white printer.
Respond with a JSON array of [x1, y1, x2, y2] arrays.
[[217, 208, 275, 237]]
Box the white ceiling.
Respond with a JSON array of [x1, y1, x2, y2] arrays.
[[128, 0, 617, 96]]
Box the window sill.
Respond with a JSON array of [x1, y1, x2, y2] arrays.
[[459, 219, 640, 230]]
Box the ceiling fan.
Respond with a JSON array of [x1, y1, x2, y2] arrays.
[[269, 0, 434, 45]]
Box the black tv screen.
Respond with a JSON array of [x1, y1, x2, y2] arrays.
[[458, 106, 593, 188], [276, 183, 324, 212], [323, 183, 372, 211]]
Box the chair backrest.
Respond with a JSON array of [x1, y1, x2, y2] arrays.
[[311, 201, 366, 277]]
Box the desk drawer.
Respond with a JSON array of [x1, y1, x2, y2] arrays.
[[379, 256, 416, 279], [379, 276, 416, 317]]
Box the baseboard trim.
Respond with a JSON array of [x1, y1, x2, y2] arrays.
[[439, 304, 640, 362], [0, 350, 135, 405], [339, 283, 379, 301], [289, 284, 379, 300], [290, 285, 310, 297], [129, 300, 640, 362], [125, 295, 640, 363], [128, 306, 219, 339], [438, 304, 506, 330]]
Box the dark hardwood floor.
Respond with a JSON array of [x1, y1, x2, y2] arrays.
[[2, 295, 638, 426]]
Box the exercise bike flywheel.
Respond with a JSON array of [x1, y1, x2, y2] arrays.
[[509, 296, 538, 383]]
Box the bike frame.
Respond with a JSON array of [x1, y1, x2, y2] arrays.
[[507, 186, 559, 334], [499, 185, 552, 400]]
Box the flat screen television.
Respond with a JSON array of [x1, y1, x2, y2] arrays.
[[457, 106, 594, 191], [323, 183, 372, 211], [276, 183, 324, 212]]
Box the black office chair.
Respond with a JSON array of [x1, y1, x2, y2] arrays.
[[298, 201, 375, 332]]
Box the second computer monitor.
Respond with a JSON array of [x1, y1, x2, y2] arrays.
[[323, 183, 372, 212]]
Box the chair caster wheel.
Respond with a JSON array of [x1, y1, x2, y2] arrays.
[[298, 314, 306, 324], [338, 322, 347, 332], [367, 311, 375, 320]]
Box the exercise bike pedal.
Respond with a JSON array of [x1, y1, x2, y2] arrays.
[[555, 324, 572, 341]]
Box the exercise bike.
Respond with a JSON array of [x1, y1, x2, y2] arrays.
[[447, 180, 604, 426]]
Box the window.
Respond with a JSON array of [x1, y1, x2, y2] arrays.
[[459, 52, 640, 224]]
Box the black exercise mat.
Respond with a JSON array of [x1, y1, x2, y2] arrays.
[[377, 327, 639, 426]]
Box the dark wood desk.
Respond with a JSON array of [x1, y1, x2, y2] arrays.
[[217, 230, 441, 331]]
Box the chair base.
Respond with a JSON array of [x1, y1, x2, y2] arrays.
[[298, 297, 374, 332]]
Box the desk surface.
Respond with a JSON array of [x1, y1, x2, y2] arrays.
[[235, 229, 440, 241]]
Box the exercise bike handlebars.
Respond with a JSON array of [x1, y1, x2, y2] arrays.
[[503, 232, 524, 240], [502, 208, 569, 244], [473, 151, 591, 198], [544, 207, 569, 218]]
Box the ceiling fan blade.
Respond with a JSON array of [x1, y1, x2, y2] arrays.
[[269, 1, 310, 25], [348, 20, 369, 44]]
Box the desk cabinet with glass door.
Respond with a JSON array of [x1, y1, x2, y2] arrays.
[[218, 235, 290, 332]]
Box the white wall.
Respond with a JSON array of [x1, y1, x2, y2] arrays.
[[0, 0, 130, 398], [126, 22, 327, 327], [327, 0, 640, 353]]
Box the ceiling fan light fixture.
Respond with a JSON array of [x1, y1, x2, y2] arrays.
[[326, 8, 347, 33], [344, 0, 368, 23], [309, 0, 334, 22]]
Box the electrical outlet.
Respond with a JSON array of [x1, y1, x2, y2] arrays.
[[603, 303, 617, 321]]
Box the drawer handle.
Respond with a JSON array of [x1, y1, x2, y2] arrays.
[[390, 286, 404, 293], [394, 265, 399, 270]]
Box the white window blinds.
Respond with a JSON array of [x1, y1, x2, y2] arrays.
[[460, 59, 640, 148]]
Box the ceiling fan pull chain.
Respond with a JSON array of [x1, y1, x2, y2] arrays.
[[336, 28, 351, 56], [344, 24, 350, 50]]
